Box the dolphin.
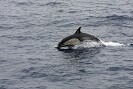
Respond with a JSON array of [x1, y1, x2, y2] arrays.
[[57, 27, 104, 49]]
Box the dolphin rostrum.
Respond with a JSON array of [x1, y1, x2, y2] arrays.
[[57, 27, 103, 49]]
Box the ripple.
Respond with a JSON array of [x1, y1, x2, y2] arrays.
[[11, 1, 34, 6], [27, 58, 43, 61], [68, 10, 79, 14], [45, 2, 62, 6], [108, 85, 124, 89], [129, 43, 133, 47], [105, 14, 133, 21], [107, 67, 123, 71], [0, 25, 14, 30], [57, 9, 64, 13], [35, 86, 47, 89], [2, 35, 40, 41], [0, 60, 7, 64], [26, 72, 48, 78], [0, 85, 6, 89], [51, 20, 67, 25], [57, 22, 78, 27], [20, 67, 48, 79], [107, 66, 133, 71], [0, 79, 9, 84]]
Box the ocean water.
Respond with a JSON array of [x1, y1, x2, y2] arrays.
[[0, 0, 133, 89]]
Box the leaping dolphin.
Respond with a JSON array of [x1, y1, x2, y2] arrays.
[[57, 27, 104, 49]]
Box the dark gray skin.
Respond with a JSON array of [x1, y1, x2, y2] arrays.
[[57, 27, 101, 49]]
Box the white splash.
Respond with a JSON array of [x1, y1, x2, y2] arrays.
[[100, 40, 125, 47], [75, 40, 125, 48], [75, 40, 103, 48]]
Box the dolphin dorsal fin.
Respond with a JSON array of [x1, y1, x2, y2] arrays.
[[75, 27, 81, 34]]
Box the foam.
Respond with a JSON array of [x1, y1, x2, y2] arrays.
[[100, 40, 125, 47]]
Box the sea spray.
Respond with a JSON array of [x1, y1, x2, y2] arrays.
[[74, 40, 125, 49], [100, 40, 125, 47]]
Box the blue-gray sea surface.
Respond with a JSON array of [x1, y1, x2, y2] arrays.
[[0, 0, 133, 89]]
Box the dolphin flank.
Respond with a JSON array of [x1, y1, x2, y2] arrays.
[[57, 27, 103, 49]]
